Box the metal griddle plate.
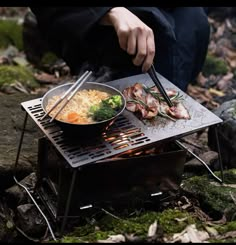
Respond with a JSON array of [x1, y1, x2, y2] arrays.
[[21, 73, 222, 168], [107, 73, 223, 138]]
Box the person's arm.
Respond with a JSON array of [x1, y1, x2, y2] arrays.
[[100, 7, 155, 72], [30, 7, 113, 43]]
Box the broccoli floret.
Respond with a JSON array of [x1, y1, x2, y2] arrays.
[[103, 95, 122, 109], [92, 104, 116, 121], [89, 95, 123, 121], [89, 105, 100, 114]]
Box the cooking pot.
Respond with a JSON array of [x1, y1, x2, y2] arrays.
[[41, 82, 126, 138]]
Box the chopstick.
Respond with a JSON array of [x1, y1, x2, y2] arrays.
[[147, 64, 173, 107], [49, 70, 92, 123], [40, 70, 90, 121], [40, 70, 92, 122]]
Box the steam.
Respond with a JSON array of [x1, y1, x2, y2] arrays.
[[76, 62, 114, 84]]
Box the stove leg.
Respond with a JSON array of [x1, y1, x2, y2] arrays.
[[60, 170, 77, 235], [14, 112, 28, 173], [214, 124, 224, 183], [13, 113, 57, 241], [176, 133, 224, 184]]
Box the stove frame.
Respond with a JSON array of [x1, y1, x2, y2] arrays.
[[14, 72, 224, 236]]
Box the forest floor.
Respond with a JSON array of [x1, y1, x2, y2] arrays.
[[0, 7, 236, 243]]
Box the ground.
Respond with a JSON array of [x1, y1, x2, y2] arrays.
[[0, 7, 236, 243]]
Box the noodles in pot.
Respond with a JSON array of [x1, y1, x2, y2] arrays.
[[46, 89, 111, 124]]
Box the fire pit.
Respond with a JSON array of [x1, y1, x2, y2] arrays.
[[15, 72, 224, 235]]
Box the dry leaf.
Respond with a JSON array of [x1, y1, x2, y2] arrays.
[[208, 88, 225, 97], [34, 72, 60, 84], [214, 23, 225, 39], [196, 72, 208, 86], [170, 224, 210, 243], [174, 217, 188, 222], [98, 234, 125, 243], [205, 226, 219, 237], [148, 220, 157, 237], [226, 18, 236, 32], [107, 234, 125, 243]]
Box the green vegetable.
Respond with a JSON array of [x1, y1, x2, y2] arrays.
[[92, 104, 117, 121], [103, 95, 123, 109], [89, 95, 123, 121]]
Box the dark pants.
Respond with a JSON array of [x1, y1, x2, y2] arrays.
[[61, 7, 210, 92]]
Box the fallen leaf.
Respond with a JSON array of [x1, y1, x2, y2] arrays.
[[174, 217, 188, 222], [214, 23, 225, 39], [216, 230, 236, 240], [217, 72, 234, 90], [205, 226, 219, 237], [6, 220, 14, 229], [196, 72, 208, 86], [170, 224, 210, 243], [209, 88, 225, 97], [12, 56, 29, 67], [107, 234, 125, 243], [226, 18, 236, 32], [148, 220, 157, 237], [34, 72, 60, 84], [226, 56, 236, 68]]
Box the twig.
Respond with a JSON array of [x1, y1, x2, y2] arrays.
[[100, 208, 121, 220]]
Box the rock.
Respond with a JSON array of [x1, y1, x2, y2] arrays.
[[0, 93, 42, 190], [16, 203, 47, 236], [184, 151, 219, 173], [208, 99, 236, 168], [5, 172, 37, 206], [0, 65, 38, 91], [0, 201, 18, 242]]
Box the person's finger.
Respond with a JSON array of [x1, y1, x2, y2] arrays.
[[117, 28, 129, 51], [132, 32, 147, 66], [126, 31, 137, 55], [142, 33, 155, 72]]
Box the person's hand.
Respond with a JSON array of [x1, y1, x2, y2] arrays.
[[100, 7, 155, 72]]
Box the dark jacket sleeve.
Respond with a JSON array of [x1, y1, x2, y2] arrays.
[[30, 7, 177, 74], [30, 7, 113, 47]]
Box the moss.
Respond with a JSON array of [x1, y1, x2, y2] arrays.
[[0, 20, 23, 50], [208, 221, 236, 243], [202, 54, 228, 77], [222, 169, 236, 184], [0, 65, 38, 88], [209, 238, 236, 243], [215, 221, 236, 234], [40, 52, 59, 66], [182, 171, 236, 219], [156, 209, 195, 234], [60, 209, 196, 243]]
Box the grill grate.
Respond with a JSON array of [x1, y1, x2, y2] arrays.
[[22, 98, 152, 168], [21, 73, 222, 168]]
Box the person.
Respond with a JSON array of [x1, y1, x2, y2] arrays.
[[30, 7, 210, 92]]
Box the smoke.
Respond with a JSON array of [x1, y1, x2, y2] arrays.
[[76, 62, 114, 84]]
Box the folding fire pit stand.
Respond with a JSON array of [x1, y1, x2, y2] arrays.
[[14, 72, 224, 237]]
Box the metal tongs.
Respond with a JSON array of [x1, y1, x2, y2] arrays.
[[147, 64, 173, 107], [40, 70, 93, 122]]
